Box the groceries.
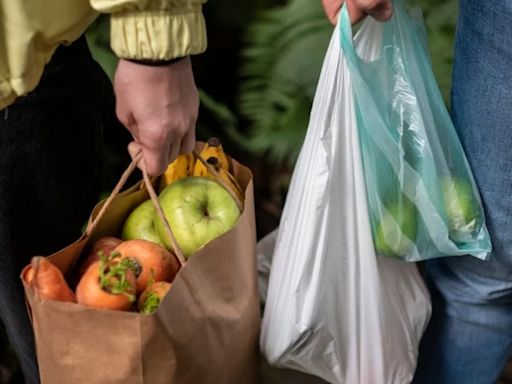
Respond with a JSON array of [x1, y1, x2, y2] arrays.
[[24, 138, 244, 314]]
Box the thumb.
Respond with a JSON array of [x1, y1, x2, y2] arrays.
[[346, 0, 367, 25], [128, 141, 143, 164], [366, 1, 393, 22]]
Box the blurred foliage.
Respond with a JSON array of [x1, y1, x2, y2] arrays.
[[236, 0, 332, 164], [86, 16, 117, 79], [233, 0, 458, 165]]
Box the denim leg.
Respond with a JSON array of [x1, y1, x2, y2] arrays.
[[413, 0, 512, 383]]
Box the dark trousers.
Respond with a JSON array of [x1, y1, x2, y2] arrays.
[[0, 37, 115, 384]]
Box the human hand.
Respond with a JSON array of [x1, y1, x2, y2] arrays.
[[322, 0, 392, 25], [114, 57, 199, 176]]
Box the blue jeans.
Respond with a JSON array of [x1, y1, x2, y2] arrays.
[[413, 0, 512, 383]]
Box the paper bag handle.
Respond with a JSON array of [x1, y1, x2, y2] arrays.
[[84, 152, 187, 266], [140, 161, 187, 266], [84, 148, 243, 267], [84, 153, 141, 239]]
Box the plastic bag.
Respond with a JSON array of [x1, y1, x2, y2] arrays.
[[339, 1, 491, 261], [260, 6, 431, 383]]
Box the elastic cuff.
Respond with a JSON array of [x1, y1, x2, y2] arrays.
[[110, 9, 207, 60], [126, 56, 186, 66]]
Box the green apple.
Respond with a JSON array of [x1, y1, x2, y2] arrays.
[[441, 176, 480, 243], [155, 176, 241, 258], [373, 201, 418, 258], [121, 200, 164, 246]]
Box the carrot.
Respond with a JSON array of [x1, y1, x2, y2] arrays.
[[25, 257, 76, 303], [138, 281, 172, 315], [114, 239, 180, 295], [76, 252, 137, 311]]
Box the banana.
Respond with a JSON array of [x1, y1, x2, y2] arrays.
[[194, 156, 244, 206], [159, 153, 194, 191], [193, 137, 231, 175], [219, 166, 245, 205]]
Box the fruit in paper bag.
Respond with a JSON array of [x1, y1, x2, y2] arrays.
[[114, 239, 179, 294], [374, 201, 418, 258], [441, 177, 481, 243], [193, 137, 231, 175], [121, 200, 164, 246], [76, 253, 137, 311], [138, 281, 172, 315], [155, 176, 241, 258], [160, 153, 195, 190]]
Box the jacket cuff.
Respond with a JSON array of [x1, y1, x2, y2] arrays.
[[110, 8, 207, 60]]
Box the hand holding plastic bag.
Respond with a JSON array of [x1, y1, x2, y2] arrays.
[[340, 1, 492, 261]]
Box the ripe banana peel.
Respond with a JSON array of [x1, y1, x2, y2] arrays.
[[219, 166, 245, 205], [193, 137, 231, 175], [159, 153, 194, 191]]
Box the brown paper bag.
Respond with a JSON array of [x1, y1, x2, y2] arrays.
[[21, 149, 260, 384]]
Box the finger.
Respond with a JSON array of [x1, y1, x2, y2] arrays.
[[367, 2, 393, 22], [179, 129, 196, 154], [137, 126, 173, 177], [353, 0, 393, 22], [168, 141, 181, 165], [346, 0, 368, 25], [322, 0, 343, 25], [142, 144, 171, 177]]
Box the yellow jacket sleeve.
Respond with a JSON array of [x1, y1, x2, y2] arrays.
[[0, 0, 206, 109], [90, 0, 207, 60]]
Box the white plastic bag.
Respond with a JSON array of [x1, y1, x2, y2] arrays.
[[260, 16, 431, 384]]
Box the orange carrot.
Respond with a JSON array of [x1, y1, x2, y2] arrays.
[[26, 257, 76, 303]]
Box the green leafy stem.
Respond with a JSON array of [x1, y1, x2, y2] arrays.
[[98, 251, 137, 303]]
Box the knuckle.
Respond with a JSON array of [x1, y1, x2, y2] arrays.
[[354, 0, 380, 12], [116, 109, 130, 127], [173, 118, 191, 138], [146, 128, 168, 144]]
